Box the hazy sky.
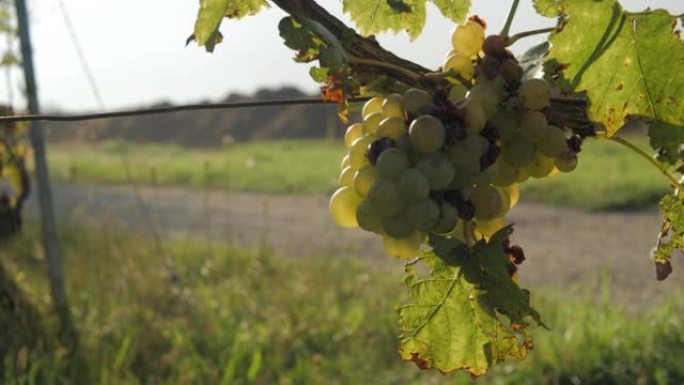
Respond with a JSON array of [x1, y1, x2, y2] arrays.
[[0, 0, 681, 112]]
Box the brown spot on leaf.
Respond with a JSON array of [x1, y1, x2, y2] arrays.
[[656, 260, 673, 281], [409, 352, 431, 370], [616, 84, 624, 91]]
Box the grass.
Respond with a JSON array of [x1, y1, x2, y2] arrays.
[[45, 137, 671, 210], [2, 223, 684, 384]]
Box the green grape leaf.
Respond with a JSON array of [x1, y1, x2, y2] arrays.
[[533, 0, 562, 17], [652, 193, 684, 280], [194, 0, 268, 52], [398, 228, 542, 376], [546, 1, 684, 141], [342, 0, 469, 40]]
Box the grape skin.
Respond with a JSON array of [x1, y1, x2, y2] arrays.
[[377, 117, 407, 139], [356, 199, 383, 234], [329, 186, 363, 228], [407, 198, 441, 231], [398, 168, 430, 202], [376, 148, 410, 180], [519, 78, 551, 110], [402, 88, 432, 114], [538, 125, 568, 157], [344, 123, 364, 148], [363, 112, 385, 135], [339, 165, 354, 186], [349, 135, 373, 169], [353, 165, 378, 197], [362, 96, 384, 118], [381, 212, 416, 239], [382, 230, 423, 259], [367, 179, 405, 218], [501, 137, 536, 168], [471, 184, 504, 221], [416, 152, 456, 190], [382, 94, 405, 118], [409, 115, 446, 153], [444, 52, 475, 79], [556, 150, 578, 172], [519, 110, 549, 142], [463, 98, 487, 134], [451, 21, 485, 57]]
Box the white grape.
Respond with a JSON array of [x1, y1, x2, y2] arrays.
[[443, 52, 475, 79], [382, 94, 405, 118], [344, 123, 364, 148], [519, 110, 549, 142], [501, 137, 536, 168], [329, 186, 363, 228], [377, 116, 407, 139], [353, 164, 378, 197], [382, 230, 423, 259], [416, 152, 456, 190], [526, 153, 556, 178], [356, 199, 383, 234], [381, 212, 416, 239], [362, 96, 384, 118], [463, 98, 487, 134], [491, 110, 518, 142], [538, 125, 568, 157], [407, 198, 441, 231], [448, 83, 468, 103], [519, 78, 551, 110], [451, 20, 485, 57], [363, 112, 385, 135], [349, 135, 373, 169], [398, 168, 430, 202], [555, 150, 578, 172], [409, 115, 446, 153], [466, 82, 501, 119], [434, 202, 460, 234], [339, 165, 354, 186], [402, 88, 432, 114], [367, 179, 405, 217], [471, 184, 504, 221], [376, 148, 410, 180]]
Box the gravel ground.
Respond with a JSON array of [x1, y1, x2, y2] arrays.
[[24, 183, 684, 306]]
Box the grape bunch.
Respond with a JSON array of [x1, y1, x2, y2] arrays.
[[329, 17, 579, 259]]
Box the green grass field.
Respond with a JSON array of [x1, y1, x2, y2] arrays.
[[2, 224, 684, 384], [45, 137, 670, 210]]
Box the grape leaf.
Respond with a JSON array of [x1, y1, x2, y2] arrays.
[[533, 0, 562, 17], [652, 193, 684, 280], [194, 0, 268, 52], [398, 227, 542, 376], [546, 1, 684, 142], [342, 0, 469, 40]]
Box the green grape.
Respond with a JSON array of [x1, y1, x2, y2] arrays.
[[339, 165, 354, 186], [356, 199, 383, 234], [463, 98, 487, 134], [447, 167, 475, 191], [329, 186, 363, 228], [501, 137, 536, 168], [407, 198, 441, 231], [451, 20, 485, 57], [382, 230, 423, 259], [491, 161, 520, 187], [344, 123, 364, 148], [515, 165, 530, 183], [475, 164, 497, 184], [416, 152, 456, 190], [362, 96, 384, 118], [504, 184, 520, 208], [538, 125, 568, 157], [475, 216, 506, 239], [340, 154, 350, 170], [434, 202, 460, 234], [409, 115, 446, 153], [349, 135, 373, 169], [395, 133, 413, 153], [466, 82, 501, 118], [496, 186, 511, 216], [377, 116, 407, 139], [448, 83, 468, 103], [443, 52, 475, 79], [519, 78, 551, 110], [491, 110, 518, 142], [402, 88, 432, 114], [367, 179, 405, 217], [381, 212, 416, 239], [376, 148, 410, 180], [555, 150, 578, 172], [447, 136, 483, 174], [471, 184, 504, 221], [353, 164, 378, 197], [382, 94, 405, 118], [526, 153, 556, 178], [363, 112, 385, 135], [398, 168, 430, 202], [519, 110, 549, 142]]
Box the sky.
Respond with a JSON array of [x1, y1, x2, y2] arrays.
[[0, 0, 681, 112]]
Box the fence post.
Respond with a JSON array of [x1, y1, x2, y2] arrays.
[[14, 0, 76, 344]]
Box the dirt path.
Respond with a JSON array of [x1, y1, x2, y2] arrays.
[[24, 183, 683, 305]]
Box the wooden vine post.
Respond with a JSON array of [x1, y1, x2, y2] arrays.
[[14, 0, 76, 344]]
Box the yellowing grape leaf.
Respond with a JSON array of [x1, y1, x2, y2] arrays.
[[343, 0, 470, 40], [194, 0, 268, 52], [533, 0, 562, 18], [398, 228, 543, 376], [545, 1, 684, 141]]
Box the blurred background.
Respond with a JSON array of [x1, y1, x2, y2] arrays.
[[2, 0, 684, 383]]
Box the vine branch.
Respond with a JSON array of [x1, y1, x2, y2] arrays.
[[603, 134, 684, 190], [501, 0, 520, 38], [506, 27, 558, 47]]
